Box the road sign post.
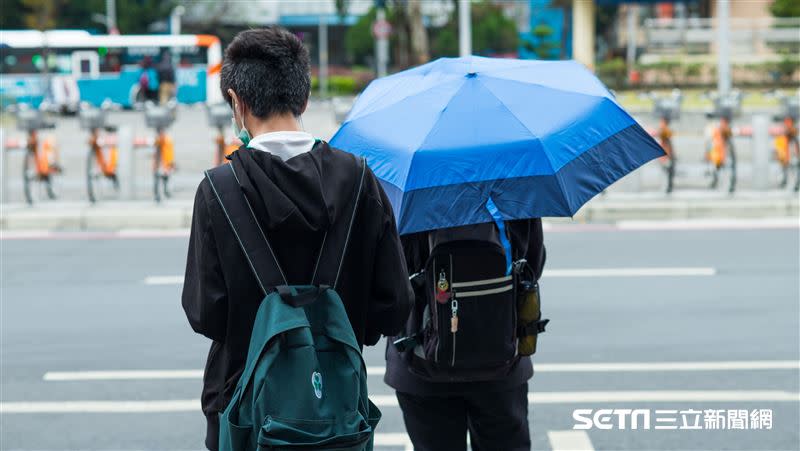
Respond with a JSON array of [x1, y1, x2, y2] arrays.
[[373, 10, 391, 78]]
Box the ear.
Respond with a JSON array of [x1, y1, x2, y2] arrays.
[[227, 89, 241, 112]]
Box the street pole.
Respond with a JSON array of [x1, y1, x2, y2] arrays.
[[105, 0, 117, 34], [716, 0, 731, 96], [170, 6, 185, 36], [319, 17, 329, 98], [572, 0, 595, 69], [375, 8, 389, 78], [626, 5, 637, 79], [459, 0, 472, 57]]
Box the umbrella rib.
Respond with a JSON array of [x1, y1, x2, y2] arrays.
[[476, 76, 574, 214]]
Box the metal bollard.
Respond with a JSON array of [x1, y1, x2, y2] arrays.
[[751, 115, 770, 191], [117, 126, 135, 200]]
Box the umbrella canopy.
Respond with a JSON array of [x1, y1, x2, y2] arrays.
[[330, 56, 664, 235]]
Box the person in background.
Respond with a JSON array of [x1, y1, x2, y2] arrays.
[[181, 27, 413, 451], [386, 219, 546, 451], [138, 56, 158, 102], [157, 50, 176, 104]]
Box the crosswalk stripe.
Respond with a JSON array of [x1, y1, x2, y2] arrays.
[[548, 430, 595, 451], [44, 360, 800, 381], [4, 391, 798, 414], [143, 266, 716, 286]]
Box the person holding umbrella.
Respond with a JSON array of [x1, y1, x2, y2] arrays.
[[330, 56, 665, 450]]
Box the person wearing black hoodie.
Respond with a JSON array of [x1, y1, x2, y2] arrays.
[[181, 27, 413, 451]]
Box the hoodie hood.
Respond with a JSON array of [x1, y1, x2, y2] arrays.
[[228, 141, 357, 234]]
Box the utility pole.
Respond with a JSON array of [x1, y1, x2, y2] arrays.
[[105, 0, 118, 34], [459, 0, 472, 57], [170, 5, 185, 36], [319, 17, 329, 97], [626, 5, 637, 80], [374, 0, 389, 78], [572, 0, 595, 69], [716, 0, 731, 96]]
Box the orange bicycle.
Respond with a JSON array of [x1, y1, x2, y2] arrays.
[[768, 91, 799, 191], [207, 103, 239, 166], [642, 90, 682, 193], [80, 102, 120, 203], [704, 90, 741, 193], [139, 101, 177, 202], [9, 104, 60, 204]]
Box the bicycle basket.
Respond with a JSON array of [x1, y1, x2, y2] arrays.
[[78, 108, 107, 130]]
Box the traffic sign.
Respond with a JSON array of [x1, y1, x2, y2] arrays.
[[372, 19, 392, 40]]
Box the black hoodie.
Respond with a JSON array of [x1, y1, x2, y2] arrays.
[[182, 142, 413, 450]]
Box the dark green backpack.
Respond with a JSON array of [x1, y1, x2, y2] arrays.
[[206, 158, 380, 451]]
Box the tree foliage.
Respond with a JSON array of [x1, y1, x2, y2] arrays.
[[770, 0, 800, 18], [432, 1, 518, 58], [4, 0, 175, 33]]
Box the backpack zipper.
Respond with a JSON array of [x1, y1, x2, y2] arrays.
[[450, 297, 458, 366]]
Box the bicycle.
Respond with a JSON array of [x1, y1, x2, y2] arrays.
[[207, 103, 239, 166], [767, 91, 799, 191], [642, 90, 682, 193], [704, 90, 742, 194], [79, 101, 121, 203], [7, 103, 60, 204], [136, 101, 177, 202]]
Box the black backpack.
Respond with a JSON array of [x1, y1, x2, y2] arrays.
[[394, 222, 548, 382]]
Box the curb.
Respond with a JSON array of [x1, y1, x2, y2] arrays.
[[1, 195, 797, 231]]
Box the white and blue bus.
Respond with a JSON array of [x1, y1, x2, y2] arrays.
[[0, 30, 223, 110]]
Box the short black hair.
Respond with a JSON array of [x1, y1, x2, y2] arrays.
[[220, 27, 311, 118]]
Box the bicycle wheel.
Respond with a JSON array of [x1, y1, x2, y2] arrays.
[[791, 139, 800, 192], [87, 149, 119, 203], [727, 140, 737, 194], [153, 146, 162, 203], [23, 151, 36, 204]]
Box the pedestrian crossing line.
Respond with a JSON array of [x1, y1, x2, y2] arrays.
[[143, 266, 716, 286], [543, 267, 716, 278], [548, 430, 595, 451], [43, 360, 800, 381], [5, 391, 799, 413]]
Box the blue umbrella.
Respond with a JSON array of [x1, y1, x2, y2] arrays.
[[330, 56, 664, 236]]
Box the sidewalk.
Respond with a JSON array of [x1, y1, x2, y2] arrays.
[[1, 191, 797, 231]]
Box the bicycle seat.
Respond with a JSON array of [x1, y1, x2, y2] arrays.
[[104, 125, 118, 133]]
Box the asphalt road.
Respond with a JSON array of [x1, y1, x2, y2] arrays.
[[1, 226, 799, 450]]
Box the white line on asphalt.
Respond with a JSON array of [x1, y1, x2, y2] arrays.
[[43, 370, 204, 381], [117, 229, 191, 238], [617, 217, 799, 231], [143, 276, 185, 285], [4, 391, 799, 413], [44, 360, 800, 381], [543, 267, 716, 277], [369, 390, 800, 407], [548, 430, 595, 451], [143, 267, 716, 286]]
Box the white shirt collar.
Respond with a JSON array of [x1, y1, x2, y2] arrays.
[[247, 131, 316, 161]]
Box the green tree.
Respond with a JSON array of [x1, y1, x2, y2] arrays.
[[432, 0, 518, 58], [770, 0, 800, 18]]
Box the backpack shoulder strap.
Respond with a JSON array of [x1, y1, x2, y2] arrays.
[[204, 163, 288, 295], [311, 156, 367, 289]]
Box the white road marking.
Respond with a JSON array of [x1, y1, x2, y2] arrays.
[[543, 267, 716, 278], [369, 390, 800, 407], [617, 217, 799, 231], [143, 267, 716, 286], [44, 360, 800, 381], [117, 229, 190, 238], [44, 370, 203, 381], [4, 391, 799, 413], [548, 430, 595, 451], [143, 276, 185, 285]]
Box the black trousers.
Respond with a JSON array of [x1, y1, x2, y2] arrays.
[[395, 383, 530, 451]]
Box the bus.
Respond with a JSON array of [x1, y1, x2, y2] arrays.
[[0, 30, 223, 111]]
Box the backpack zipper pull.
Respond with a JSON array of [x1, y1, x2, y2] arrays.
[[450, 299, 459, 333]]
